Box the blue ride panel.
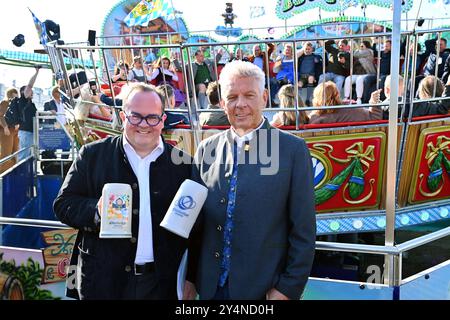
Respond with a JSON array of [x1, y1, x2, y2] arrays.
[[2, 170, 63, 249], [36, 175, 63, 220], [1, 158, 34, 218], [39, 126, 71, 151]]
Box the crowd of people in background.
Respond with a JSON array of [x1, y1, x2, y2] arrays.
[[1, 34, 449, 173], [94, 34, 449, 128]]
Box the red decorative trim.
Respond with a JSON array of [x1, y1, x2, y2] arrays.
[[411, 114, 450, 122]]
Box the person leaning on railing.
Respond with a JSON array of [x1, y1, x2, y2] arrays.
[[0, 88, 19, 173]]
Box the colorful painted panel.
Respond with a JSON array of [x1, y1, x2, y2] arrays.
[[41, 229, 78, 284], [304, 132, 386, 212], [408, 127, 450, 204], [100, 0, 188, 73], [282, 18, 390, 40], [276, 0, 413, 19], [0, 248, 63, 300]]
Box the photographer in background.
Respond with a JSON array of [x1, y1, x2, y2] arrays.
[[42, 85, 71, 162], [17, 66, 41, 161]]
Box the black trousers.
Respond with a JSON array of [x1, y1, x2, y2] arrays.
[[122, 272, 177, 300], [212, 280, 230, 300]]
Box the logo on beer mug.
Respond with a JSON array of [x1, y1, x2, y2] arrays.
[[177, 196, 196, 210]]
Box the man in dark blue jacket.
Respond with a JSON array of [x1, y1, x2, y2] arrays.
[[54, 83, 191, 299], [184, 61, 316, 301], [424, 37, 450, 80]]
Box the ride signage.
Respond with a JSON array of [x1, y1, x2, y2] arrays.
[[276, 0, 413, 19]]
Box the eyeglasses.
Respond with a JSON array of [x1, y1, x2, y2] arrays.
[[124, 112, 164, 126]]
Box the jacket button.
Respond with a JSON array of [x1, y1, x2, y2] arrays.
[[133, 209, 139, 215], [217, 225, 223, 231], [220, 198, 226, 204], [130, 237, 137, 244], [132, 183, 138, 190], [125, 265, 132, 272], [214, 252, 220, 258]]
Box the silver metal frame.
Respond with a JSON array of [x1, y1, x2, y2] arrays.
[[0, 216, 448, 288], [14, 19, 448, 294], [384, 0, 402, 287]]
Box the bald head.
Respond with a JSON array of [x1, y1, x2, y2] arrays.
[[384, 75, 404, 98]]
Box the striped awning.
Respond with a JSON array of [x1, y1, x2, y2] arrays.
[[0, 49, 98, 69]]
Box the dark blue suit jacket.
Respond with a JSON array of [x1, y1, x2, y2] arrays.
[[54, 135, 192, 299], [189, 119, 316, 299], [43, 97, 68, 124]]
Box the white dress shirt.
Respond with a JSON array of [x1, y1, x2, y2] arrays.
[[54, 99, 67, 125], [123, 135, 164, 264], [230, 117, 265, 149]]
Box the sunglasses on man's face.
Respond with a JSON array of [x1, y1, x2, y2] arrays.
[[124, 112, 164, 127]]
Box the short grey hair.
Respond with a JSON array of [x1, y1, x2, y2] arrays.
[[384, 75, 404, 90], [122, 83, 165, 113], [218, 60, 265, 97]]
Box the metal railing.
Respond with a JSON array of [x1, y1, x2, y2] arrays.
[[37, 10, 450, 291], [48, 27, 450, 130], [0, 215, 448, 288]]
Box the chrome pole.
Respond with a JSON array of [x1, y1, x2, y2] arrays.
[[384, 0, 402, 288]]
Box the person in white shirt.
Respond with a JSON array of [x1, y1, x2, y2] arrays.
[[54, 83, 192, 300], [44, 86, 67, 126], [42, 85, 70, 160]]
